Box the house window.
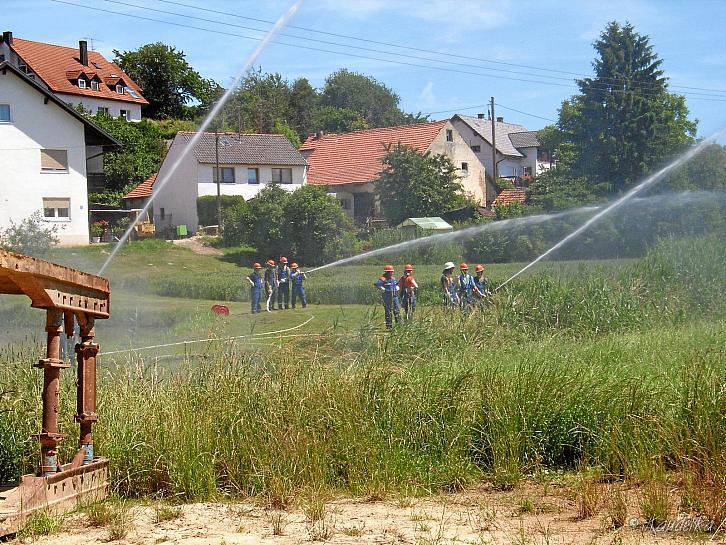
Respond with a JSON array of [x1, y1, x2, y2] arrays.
[[119, 109, 130, 121], [78, 78, 87, 89], [91, 80, 100, 91], [115, 84, 124, 94], [0, 54, 5, 62], [247, 167, 259, 184], [40, 149, 68, 172], [0, 104, 10, 123], [471, 144, 481, 152], [339, 198, 351, 211], [97, 106, 109, 116], [446, 129, 453, 142], [522, 166, 533, 177], [271, 168, 293, 184], [43, 198, 70, 220], [213, 167, 236, 183], [461, 162, 469, 174]]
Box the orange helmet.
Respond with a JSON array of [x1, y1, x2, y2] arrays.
[[475, 264, 484, 272], [460, 262, 469, 270], [290, 262, 299, 269], [383, 264, 394, 272], [253, 262, 262, 269], [404, 264, 413, 271], [280, 256, 288, 263], [266, 259, 275, 267]]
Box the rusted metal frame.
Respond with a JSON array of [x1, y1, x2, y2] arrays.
[[32, 309, 69, 477], [72, 313, 98, 467]]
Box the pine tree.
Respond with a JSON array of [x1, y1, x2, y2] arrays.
[[563, 21, 696, 190]]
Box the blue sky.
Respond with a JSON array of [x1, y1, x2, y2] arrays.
[[5, 0, 726, 139]]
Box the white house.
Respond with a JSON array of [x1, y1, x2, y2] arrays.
[[451, 114, 553, 185], [0, 61, 121, 245], [0, 31, 147, 122], [300, 120, 493, 219], [135, 132, 308, 233]]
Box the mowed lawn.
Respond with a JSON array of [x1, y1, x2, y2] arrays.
[[1, 240, 636, 359]]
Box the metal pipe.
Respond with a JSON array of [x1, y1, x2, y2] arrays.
[[75, 314, 98, 466], [34, 309, 69, 476]]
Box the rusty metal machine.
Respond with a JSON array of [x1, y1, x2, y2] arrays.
[[0, 250, 111, 536]]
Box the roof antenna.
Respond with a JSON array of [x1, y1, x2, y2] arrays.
[[80, 37, 101, 51]]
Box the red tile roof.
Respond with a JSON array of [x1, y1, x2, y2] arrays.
[[11, 38, 148, 105], [299, 120, 448, 186], [123, 173, 157, 200], [492, 189, 526, 206]]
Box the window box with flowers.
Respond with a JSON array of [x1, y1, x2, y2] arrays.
[[90, 220, 107, 242]]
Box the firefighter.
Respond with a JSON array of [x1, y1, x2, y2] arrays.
[[290, 262, 307, 309], [374, 264, 401, 328], [399, 264, 418, 320], [246, 262, 263, 314], [264, 259, 278, 311], [440, 261, 459, 309], [458, 262, 476, 312], [277, 256, 291, 310], [473, 264, 489, 305]]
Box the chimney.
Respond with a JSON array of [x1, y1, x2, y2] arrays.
[[79, 40, 88, 66], [496, 116, 504, 123], [2, 31, 12, 45], [315, 130, 324, 139], [477, 113, 485, 119]]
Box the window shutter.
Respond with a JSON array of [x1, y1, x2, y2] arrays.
[[41, 149, 68, 171], [43, 198, 70, 209]]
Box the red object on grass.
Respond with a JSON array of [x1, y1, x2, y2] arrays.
[[211, 304, 230, 316]]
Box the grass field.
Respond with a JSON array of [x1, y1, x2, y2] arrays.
[[0, 235, 724, 533]]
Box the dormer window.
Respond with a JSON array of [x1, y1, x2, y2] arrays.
[[78, 78, 87, 89], [91, 80, 100, 91], [116, 84, 124, 94]]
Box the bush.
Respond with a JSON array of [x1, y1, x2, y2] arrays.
[[0, 211, 59, 257], [197, 195, 247, 227]]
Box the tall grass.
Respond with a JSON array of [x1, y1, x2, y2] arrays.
[[0, 236, 723, 526]]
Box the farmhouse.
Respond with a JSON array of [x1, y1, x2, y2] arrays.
[[451, 114, 553, 185], [0, 31, 147, 121], [300, 120, 493, 222], [0, 61, 121, 245], [147, 132, 308, 234]]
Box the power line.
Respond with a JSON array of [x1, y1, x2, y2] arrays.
[[47, 0, 726, 104], [101, 0, 726, 100], [423, 103, 558, 123], [152, 0, 726, 96], [496, 103, 559, 123]]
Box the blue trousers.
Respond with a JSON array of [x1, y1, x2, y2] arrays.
[[278, 282, 290, 308], [292, 285, 307, 308], [401, 293, 416, 319], [251, 288, 262, 313], [382, 295, 401, 328]]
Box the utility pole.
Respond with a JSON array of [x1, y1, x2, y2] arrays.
[[490, 96, 498, 183], [215, 127, 222, 232]]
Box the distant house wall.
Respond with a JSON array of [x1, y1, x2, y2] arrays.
[[427, 120, 490, 204], [152, 138, 308, 233], [60, 93, 142, 121], [0, 70, 90, 245], [151, 138, 200, 233]]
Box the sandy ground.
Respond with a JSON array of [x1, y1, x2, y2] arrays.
[[172, 237, 223, 256], [21, 482, 721, 545]]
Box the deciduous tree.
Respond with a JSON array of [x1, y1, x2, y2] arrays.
[[375, 144, 466, 225], [114, 43, 219, 119]]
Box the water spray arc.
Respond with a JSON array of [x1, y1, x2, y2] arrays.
[[98, 0, 304, 276], [494, 138, 716, 292]]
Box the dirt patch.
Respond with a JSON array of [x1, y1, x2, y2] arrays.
[[172, 237, 223, 256], [27, 481, 719, 545]]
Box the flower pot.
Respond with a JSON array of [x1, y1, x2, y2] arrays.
[[91, 236, 101, 243]]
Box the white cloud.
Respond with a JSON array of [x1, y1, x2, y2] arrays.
[[418, 80, 436, 107], [312, 0, 511, 30]]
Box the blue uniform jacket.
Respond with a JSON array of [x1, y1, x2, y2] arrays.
[[375, 276, 400, 299], [291, 270, 305, 287], [458, 273, 475, 298], [247, 271, 263, 290]]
